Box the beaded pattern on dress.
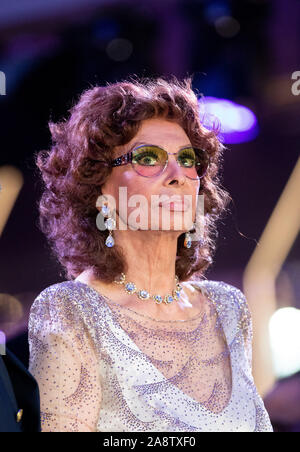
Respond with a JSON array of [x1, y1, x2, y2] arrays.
[[28, 279, 273, 432]]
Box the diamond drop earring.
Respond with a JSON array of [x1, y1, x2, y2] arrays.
[[184, 223, 206, 248], [184, 230, 192, 248], [100, 204, 116, 247]]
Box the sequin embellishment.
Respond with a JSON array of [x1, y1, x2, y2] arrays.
[[28, 279, 273, 432]]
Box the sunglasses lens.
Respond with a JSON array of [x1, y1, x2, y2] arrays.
[[132, 146, 166, 177], [131, 145, 209, 179], [178, 147, 209, 179]]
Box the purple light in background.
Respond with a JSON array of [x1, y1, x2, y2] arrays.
[[0, 331, 5, 355], [198, 96, 259, 144]]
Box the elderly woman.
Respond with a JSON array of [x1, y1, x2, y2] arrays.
[[28, 76, 273, 432]]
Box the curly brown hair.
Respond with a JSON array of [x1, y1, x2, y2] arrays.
[[34, 74, 232, 283]]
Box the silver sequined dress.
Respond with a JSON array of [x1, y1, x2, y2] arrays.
[[28, 279, 273, 432]]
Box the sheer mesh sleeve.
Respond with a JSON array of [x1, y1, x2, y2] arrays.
[[28, 285, 102, 432], [233, 287, 273, 432], [235, 288, 253, 371]]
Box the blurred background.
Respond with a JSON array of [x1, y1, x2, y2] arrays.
[[0, 0, 299, 432]]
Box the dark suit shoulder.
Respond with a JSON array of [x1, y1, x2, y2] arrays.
[[1, 348, 41, 432]]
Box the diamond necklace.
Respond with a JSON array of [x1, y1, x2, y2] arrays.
[[113, 272, 183, 305]]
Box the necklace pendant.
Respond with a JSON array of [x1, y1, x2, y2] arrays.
[[125, 282, 136, 294], [164, 295, 174, 304], [174, 283, 183, 300], [114, 273, 126, 285], [153, 295, 163, 304], [138, 290, 150, 300], [173, 289, 181, 300]]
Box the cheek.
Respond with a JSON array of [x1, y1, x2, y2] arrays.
[[107, 170, 155, 212], [124, 175, 155, 213], [101, 169, 136, 197]]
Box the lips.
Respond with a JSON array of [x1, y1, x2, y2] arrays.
[[158, 197, 191, 211]]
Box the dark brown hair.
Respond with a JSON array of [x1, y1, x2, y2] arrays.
[[35, 75, 231, 283]]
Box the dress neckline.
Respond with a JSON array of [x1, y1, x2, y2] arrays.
[[72, 279, 209, 323]]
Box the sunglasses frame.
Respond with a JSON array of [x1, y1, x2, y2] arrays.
[[105, 144, 210, 180]]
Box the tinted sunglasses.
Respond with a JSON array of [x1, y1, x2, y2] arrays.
[[103, 144, 210, 180]]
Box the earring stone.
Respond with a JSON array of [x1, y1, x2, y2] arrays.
[[100, 203, 115, 247], [184, 231, 192, 248]]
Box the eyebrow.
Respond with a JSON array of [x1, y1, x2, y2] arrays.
[[128, 141, 192, 151]]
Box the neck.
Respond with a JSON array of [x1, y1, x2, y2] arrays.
[[113, 228, 181, 296]]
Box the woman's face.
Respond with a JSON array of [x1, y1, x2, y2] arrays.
[[99, 118, 200, 234]]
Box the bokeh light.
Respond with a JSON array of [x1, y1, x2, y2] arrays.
[[199, 96, 259, 143], [269, 307, 300, 378]]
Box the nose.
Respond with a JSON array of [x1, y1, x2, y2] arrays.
[[164, 153, 186, 185]]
